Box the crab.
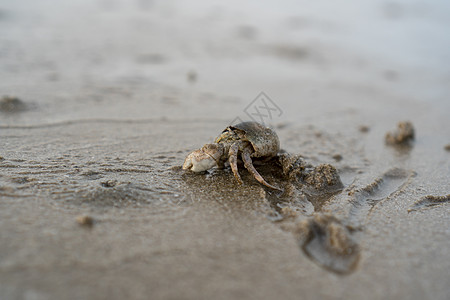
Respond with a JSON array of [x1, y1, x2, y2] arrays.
[[183, 121, 280, 189]]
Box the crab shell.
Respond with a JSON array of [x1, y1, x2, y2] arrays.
[[217, 122, 280, 157]]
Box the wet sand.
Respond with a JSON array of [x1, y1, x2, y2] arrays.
[[1, 1, 450, 299]]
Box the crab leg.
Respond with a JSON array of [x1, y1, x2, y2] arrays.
[[242, 148, 280, 190], [228, 142, 243, 184]]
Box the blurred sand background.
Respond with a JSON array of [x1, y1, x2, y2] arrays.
[[0, 0, 449, 299]]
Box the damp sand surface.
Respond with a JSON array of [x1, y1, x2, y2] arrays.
[[1, 1, 450, 300]]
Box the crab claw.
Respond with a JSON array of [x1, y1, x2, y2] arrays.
[[183, 144, 224, 172]]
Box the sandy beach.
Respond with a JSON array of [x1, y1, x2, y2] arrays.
[[1, 1, 449, 299]]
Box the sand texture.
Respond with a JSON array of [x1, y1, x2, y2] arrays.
[[1, 1, 449, 299]]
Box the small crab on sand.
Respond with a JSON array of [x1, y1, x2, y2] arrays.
[[183, 122, 280, 189]]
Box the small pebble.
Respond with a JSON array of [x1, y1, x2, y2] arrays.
[[385, 121, 414, 145], [76, 215, 94, 228], [0, 95, 26, 112], [359, 125, 370, 133], [101, 180, 117, 188], [332, 154, 343, 162]]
